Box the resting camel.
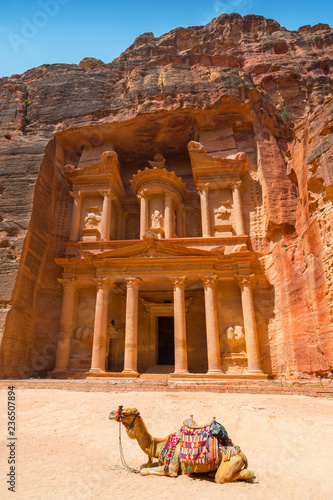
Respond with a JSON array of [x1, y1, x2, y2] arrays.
[[109, 407, 254, 483]]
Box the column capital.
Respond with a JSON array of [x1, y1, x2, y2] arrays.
[[230, 181, 242, 190], [169, 276, 186, 288], [125, 277, 142, 289], [94, 277, 115, 290], [69, 190, 83, 200], [99, 189, 116, 200], [164, 190, 174, 198], [201, 275, 218, 289], [58, 278, 78, 289], [234, 274, 255, 289], [137, 189, 150, 200], [197, 183, 209, 194]]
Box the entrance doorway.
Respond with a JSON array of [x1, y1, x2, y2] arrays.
[[157, 316, 175, 365]]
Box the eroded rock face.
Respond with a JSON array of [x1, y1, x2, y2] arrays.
[[0, 13, 332, 378]]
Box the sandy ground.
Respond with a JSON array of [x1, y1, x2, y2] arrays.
[[0, 389, 333, 500]]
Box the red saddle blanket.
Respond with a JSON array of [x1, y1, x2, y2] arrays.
[[179, 423, 219, 465], [159, 418, 239, 470]]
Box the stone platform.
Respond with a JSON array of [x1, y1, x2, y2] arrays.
[[1, 379, 332, 398]]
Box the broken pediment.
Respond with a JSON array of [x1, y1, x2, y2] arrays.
[[64, 150, 126, 200], [84, 238, 212, 260]]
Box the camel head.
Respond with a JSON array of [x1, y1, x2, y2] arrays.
[[108, 407, 140, 432]]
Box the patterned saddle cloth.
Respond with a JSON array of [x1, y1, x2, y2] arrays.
[[159, 416, 239, 471]]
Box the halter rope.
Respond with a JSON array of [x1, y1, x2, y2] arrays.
[[111, 406, 140, 474]]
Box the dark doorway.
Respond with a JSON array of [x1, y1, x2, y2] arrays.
[[157, 316, 175, 365], [107, 339, 112, 371]]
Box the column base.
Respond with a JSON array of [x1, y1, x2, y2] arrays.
[[246, 369, 268, 379], [173, 369, 189, 375], [122, 369, 140, 377], [50, 367, 69, 373], [206, 369, 224, 376], [89, 368, 106, 374]]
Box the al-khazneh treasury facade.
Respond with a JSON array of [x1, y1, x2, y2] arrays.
[[51, 140, 267, 380]]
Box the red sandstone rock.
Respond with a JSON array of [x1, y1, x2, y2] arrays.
[[0, 14, 332, 379]]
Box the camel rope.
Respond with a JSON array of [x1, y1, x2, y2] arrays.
[[110, 420, 140, 474]]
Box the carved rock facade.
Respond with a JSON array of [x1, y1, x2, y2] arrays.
[[0, 14, 332, 379]]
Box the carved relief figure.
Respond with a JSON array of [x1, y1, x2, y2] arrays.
[[214, 202, 231, 223], [151, 210, 164, 229], [73, 326, 94, 347], [226, 325, 246, 353], [84, 207, 101, 229], [148, 153, 166, 169]]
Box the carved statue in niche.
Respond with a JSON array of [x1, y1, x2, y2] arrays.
[[84, 207, 101, 229], [226, 325, 246, 353], [214, 201, 231, 223], [73, 326, 93, 347], [148, 153, 166, 170], [151, 210, 164, 229], [107, 322, 123, 342]]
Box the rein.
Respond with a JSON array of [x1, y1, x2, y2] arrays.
[[113, 406, 140, 474]]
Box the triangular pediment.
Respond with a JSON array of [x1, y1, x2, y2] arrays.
[[83, 238, 212, 260], [67, 161, 114, 180]]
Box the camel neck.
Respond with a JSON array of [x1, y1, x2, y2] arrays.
[[124, 416, 152, 456]]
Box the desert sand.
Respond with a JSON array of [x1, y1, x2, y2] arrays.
[[0, 389, 332, 500]]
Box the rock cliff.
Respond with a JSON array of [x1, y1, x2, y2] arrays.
[[0, 13, 332, 378]]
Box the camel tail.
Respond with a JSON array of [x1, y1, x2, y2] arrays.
[[241, 451, 248, 470]]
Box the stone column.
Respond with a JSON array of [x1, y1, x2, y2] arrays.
[[139, 191, 148, 239], [164, 192, 173, 239], [198, 184, 211, 237], [123, 277, 142, 374], [69, 191, 83, 241], [235, 274, 264, 375], [202, 275, 222, 374], [231, 181, 245, 236], [100, 190, 113, 241], [54, 278, 77, 371], [90, 278, 113, 372], [170, 277, 188, 374]]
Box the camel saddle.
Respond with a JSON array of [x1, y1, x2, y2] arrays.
[[160, 416, 238, 469]]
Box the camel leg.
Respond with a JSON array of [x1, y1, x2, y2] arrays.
[[140, 465, 168, 476], [215, 454, 254, 484]]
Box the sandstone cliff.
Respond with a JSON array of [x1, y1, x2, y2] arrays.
[[0, 13, 332, 378]]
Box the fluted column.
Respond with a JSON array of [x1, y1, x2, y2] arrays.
[[235, 274, 264, 375], [123, 277, 142, 374], [198, 184, 211, 237], [231, 181, 245, 236], [54, 278, 78, 371], [100, 190, 113, 241], [164, 192, 173, 239], [69, 191, 83, 241], [202, 275, 222, 374], [170, 277, 188, 374], [90, 278, 113, 372], [139, 191, 148, 239]]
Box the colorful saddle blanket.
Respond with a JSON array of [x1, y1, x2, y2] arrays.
[[180, 422, 219, 464], [159, 418, 237, 470], [159, 431, 181, 471]]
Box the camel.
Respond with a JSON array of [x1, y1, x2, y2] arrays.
[[109, 407, 255, 483]]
